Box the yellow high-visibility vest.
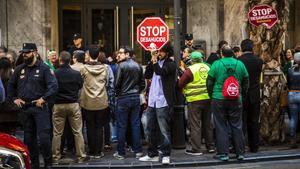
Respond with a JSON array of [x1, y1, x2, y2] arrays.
[[184, 63, 210, 102]]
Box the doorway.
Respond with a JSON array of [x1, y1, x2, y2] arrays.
[[59, 0, 184, 64]]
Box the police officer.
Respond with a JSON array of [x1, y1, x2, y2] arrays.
[[181, 33, 197, 51], [68, 33, 86, 56], [7, 43, 58, 169]]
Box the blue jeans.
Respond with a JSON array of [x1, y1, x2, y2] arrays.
[[116, 95, 141, 155], [288, 92, 300, 140], [145, 106, 172, 157]]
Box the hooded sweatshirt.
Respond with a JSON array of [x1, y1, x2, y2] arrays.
[[80, 62, 108, 110]]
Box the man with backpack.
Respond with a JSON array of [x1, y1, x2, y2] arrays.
[[206, 45, 249, 161]]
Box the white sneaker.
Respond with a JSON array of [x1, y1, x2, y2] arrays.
[[135, 152, 143, 159], [94, 152, 105, 159], [113, 152, 125, 160], [162, 156, 170, 165], [139, 155, 159, 162]]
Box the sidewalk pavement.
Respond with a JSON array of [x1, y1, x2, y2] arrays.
[[51, 143, 300, 169]]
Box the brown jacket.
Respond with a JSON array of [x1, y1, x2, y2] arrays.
[[80, 62, 108, 110]]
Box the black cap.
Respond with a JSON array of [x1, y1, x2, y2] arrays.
[[185, 33, 193, 40], [73, 33, 82, 40], [20, 43, 37, 53]]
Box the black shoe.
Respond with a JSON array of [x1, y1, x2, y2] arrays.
[[207, 145, 215, 153], [185, 149, 203, 156]]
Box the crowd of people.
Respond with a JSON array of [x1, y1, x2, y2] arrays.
[[0, 33, 300, 169]]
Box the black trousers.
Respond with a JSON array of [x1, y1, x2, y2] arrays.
[[82, 108, 108, 155], [21, 105, 52, 169], [104, 108, 111, 145], [243, 94, 260, 152], [212, 99, 245, 155]]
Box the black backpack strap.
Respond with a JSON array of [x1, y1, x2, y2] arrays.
[[220, 59, 238, 76], [219, 60, 227, 70]]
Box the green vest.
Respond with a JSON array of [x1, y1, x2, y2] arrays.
[[184, 63, 210, 102]]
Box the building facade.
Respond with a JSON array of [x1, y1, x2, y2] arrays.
[[0, 0, 299, 64]]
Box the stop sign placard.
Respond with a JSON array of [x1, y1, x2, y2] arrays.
[[137, 17, 169, 51], [248, 4, 278, 29]]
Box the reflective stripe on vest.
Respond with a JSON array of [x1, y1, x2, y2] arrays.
[[184, 63, 210, 102]]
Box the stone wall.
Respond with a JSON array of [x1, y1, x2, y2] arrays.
[[0, 0, 7, 47], [224, 0, 247, 47], [186, 0, 247, 54], [186, 0, 220, 56], [1, 0, 50, 58]]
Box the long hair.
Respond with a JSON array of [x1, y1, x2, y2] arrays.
[[98, 51, 107, 64], [0, 57, 13, 82]]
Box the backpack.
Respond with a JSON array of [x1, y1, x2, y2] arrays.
[[220, 60, 239, 99]]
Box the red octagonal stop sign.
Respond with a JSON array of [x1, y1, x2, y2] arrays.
[[248, 4, 278, 29], [137, 17, 169, 51]]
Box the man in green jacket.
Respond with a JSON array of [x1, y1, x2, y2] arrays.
[[206, 45, 249, 161]]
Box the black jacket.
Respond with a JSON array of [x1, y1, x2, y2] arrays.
[[68, 45, 86, 56], [206, 52, 220, 65], [238, 52, 263, 103], [115, 58, 145, 97], [54, 64, 83, 104], [238, 52, 263, 90], [145, 58, 177, 106], [7, 60, 58, 102]]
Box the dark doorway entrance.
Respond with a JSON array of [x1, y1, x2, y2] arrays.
[[59, 0, 186, 64]]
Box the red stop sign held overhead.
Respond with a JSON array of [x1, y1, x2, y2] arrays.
[[248, 4, 278, 29], [137, 17, 169, 51]]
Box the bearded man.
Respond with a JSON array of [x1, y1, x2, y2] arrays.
[[7, 43, 58, 169]]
